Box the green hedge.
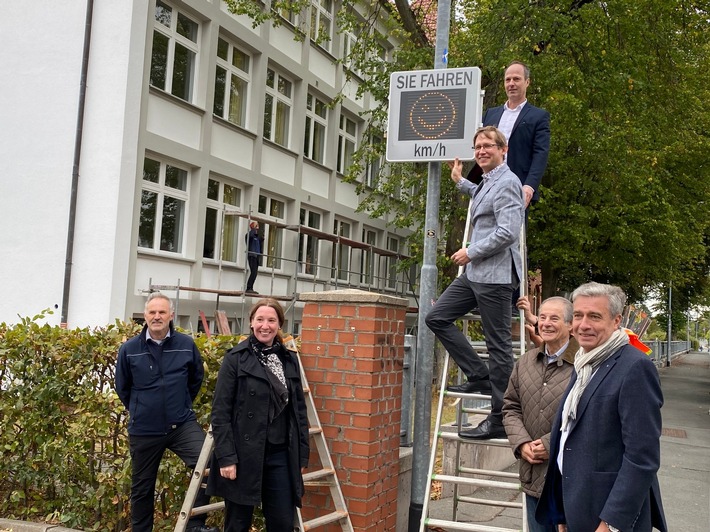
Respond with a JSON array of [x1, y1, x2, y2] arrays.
[[0, 311, 237, 531]]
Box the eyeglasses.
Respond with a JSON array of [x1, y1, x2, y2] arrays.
[[473, 143, 500, 152]]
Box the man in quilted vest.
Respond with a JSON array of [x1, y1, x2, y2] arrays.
[[502, 296, 578, 532]]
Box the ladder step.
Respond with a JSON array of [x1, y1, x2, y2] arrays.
[[302, 510, 350, 530], [457, 495, 523, 510], [439, 431, 510, 448], [302, 467, 337, 483], [433, 474, 520, 491], [458, 467, 519, 479], [445, 391, 492, 400], [183, 500, 225, 518], [424, 517, 521, 532]]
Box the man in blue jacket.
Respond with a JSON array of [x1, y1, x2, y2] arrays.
[[535, 282, 667, 532], [468, 61, 550, 208], [115, 292, 217, 532]]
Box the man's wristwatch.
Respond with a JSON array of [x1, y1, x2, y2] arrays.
[[605, 522, 620, 532]]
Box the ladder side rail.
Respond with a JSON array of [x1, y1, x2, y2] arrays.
[[174, 426, 216, 532], [418, 351, 452, 532]]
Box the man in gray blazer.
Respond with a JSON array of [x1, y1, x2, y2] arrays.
[[425, 125, 525, 440]]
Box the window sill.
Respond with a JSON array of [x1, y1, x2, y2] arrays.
[[212, 114, 257, 139], [148, 85, 205, 116], [137, 248, 197, 264]]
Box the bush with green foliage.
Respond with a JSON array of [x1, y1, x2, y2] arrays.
[[0, 311, 240, 531]]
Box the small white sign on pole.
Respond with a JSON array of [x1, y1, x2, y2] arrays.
[[386, 67, 482, 162]]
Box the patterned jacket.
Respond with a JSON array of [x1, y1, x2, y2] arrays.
[[502, 338, 578, 497]]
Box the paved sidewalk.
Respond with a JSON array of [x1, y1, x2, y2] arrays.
[[428, 351, 710, 531]]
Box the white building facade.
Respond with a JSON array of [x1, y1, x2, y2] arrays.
[[0, 0, 415, 331]]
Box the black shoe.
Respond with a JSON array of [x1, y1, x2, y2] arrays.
[[186, 526, 220, 532], [459, 419, 507, 440], [245, 289, 259, 295], [446, 378, 492, 394]]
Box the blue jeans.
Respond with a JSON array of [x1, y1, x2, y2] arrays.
[[526, 494, 557, 532]]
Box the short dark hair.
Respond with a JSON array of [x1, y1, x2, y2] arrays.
[[507, 61, 530, 79]]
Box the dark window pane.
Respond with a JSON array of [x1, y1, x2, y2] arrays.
[[203, 207, 217, 258], [217, 37, 228, 60], [207, 178, 219, 200], [160, 196, 185, 252], [150, 31, 169, 90], [143, 158, 160, 182], [171, 43, 194, 101], [214, 66, 226, 117], [176, 12, 197, 42], [155, 1, 171, 27], [165, 165, 187, 190], [263, 94, 273, 140], [139, 190, 158, 248]]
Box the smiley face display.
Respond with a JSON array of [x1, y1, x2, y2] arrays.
[[398, 88, 466, 141]]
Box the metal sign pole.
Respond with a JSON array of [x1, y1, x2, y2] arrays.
[[408, 1, 451, 530]]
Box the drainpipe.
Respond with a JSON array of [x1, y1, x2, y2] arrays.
[[61, 0, 94, 327]]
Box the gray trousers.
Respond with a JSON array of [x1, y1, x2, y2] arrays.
[[425, 274, 517, 420]]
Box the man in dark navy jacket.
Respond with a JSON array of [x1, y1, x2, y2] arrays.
[[115, 292, 217, 532], [469, 61, 550, 208], [536, 283, 667, 532]]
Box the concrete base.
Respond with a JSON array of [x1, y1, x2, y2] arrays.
[[396, 446, 413, 532]]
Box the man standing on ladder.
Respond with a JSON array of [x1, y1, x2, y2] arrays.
[[425, 125, 524, 440], [115, 292, 218, 532]]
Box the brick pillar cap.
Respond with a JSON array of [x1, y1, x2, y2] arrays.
[[300, 289, 408, 307]]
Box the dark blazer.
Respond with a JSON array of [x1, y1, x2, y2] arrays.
[[468, 103, 550, 201], [536, 344, 668, 532], [206, 338, 310, 506]]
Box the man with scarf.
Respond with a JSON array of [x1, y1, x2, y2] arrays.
[[536, 282, 667, 532]]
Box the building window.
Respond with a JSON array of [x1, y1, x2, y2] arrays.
[[304, 93, 328, 164], [299, 208, 322, 276], [258, 194, 286, 269], [139, 156, 189, 254], [276, 1, 299, 25], [203, 178, 242, 261], [365, 134, 383, 188], [150, 1, 199, 102], [342, 31, 362, 77], [360, 228, 376, 285], [337, 114, 358, 174], [214, 37, 250, 128], [386, 236, 400, 289], [263, 68, 293, 147], [310, 0, 333, 51], [332, 219, 351, 281]]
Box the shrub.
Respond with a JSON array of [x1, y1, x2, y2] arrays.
[[0, 311, 237, 531]]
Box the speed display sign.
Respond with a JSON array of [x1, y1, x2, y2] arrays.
[[386, 67, 482, 162]]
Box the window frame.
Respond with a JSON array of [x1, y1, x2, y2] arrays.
[[263, 67, 294, 148], [213, 36, 252, 128], [203, 177, 243, 263], [298, 207, 323, 276], [304, 92, 328, 164], [138, 155, 190, 255], [331, 218, 352, 282], [150, 0, 200, 103], [257, 194, 287, 270], [310, 0, 334, 52], [337, 113, 358, 174]]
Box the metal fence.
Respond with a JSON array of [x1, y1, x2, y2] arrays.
[[645, 339, 690, 367]]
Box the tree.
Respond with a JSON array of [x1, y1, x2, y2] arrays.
[[226, 0, 710, 304]]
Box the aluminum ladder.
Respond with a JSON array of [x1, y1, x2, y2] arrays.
[[174, 335, 353, 532]]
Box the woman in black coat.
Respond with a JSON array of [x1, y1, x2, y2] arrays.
[[207, 298, 310, 531]]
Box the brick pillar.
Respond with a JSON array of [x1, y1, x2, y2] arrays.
[[299, 289, 408, 531]]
